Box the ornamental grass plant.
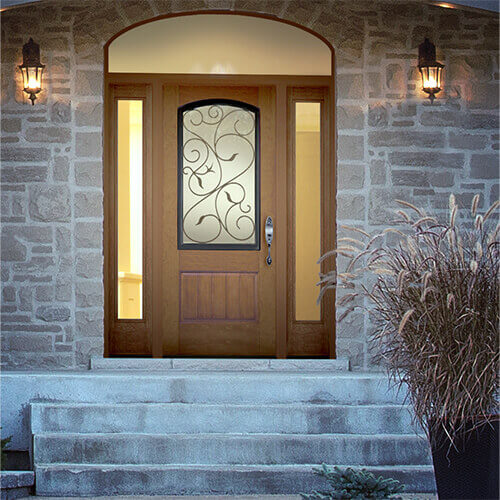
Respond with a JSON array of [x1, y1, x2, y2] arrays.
[[319, 194, 499, 445]]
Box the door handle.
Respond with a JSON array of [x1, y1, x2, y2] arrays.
[[265, 216, 273, 266]]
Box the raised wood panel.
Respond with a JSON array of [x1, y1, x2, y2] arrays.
[[180, 272, 258, 322]]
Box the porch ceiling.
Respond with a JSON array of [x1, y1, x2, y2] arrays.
[[1, 0, 499, 12]]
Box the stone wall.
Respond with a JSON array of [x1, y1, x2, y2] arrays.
[[1, 0, 498, 370]]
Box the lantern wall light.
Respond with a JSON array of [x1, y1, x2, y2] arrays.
[[19, 38, 45, 105], [418, 38, 444, 104]]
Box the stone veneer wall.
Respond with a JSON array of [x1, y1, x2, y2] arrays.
[[1, 0, 498, 370]]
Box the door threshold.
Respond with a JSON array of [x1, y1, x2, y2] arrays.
[[91, 357, 350, 372]]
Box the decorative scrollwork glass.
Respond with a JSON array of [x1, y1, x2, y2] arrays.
[[178, 99, 260, 249]]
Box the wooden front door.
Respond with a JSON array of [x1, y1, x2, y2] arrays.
[[162, 85, 276, 356]]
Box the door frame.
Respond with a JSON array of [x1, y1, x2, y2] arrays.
[[104, 74, 336, 358]]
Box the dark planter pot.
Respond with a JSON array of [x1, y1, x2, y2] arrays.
[[430, 418, 499, 500]]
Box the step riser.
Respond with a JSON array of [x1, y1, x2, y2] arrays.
[[35, 466, 436, 496], [34, 434, 431, 466], [31, 404, 417, 435]]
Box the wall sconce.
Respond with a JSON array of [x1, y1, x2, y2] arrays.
[[19, 38, 45, 105], [418, 38, 444, 104]]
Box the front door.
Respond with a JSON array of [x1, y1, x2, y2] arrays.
[[105, 76, 335, 358], [162, 85, 277, 356]]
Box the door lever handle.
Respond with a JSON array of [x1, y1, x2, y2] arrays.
[[265, 216, 273, 266]]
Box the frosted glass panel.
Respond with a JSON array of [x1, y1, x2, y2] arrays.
[[117, 100, 143, 319], [295, 102, 321, 321], [179, 101, 259, 249]]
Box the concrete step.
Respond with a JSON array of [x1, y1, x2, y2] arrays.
[[33, 432, 431, 466], [31, 402, 419, 435], [34, 463, 436, 496], [91, 357, 351, 371]]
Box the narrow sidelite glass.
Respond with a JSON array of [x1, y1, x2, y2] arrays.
[[117, 100, 143, 319], [295, 102, 321, 321]]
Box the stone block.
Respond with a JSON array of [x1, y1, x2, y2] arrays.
[[5, 333, 53, 352], [461, 113, 499, 129], [449, 132, 488, 150], [1, 147, 50, 162], [76, 281, 103, 308], [367, 72, 382, 98], [1, 231, 27, 261], [370, 159, 386, 185], [337, 105, 364, 130], [338, 163, 365, 189], [76, 132, 102, 158], [36, 306, 71, 322], [468, 83, 499, 110], [51, 56, 70, 74], [448, 55, 495, 82], [389, 152, 464, 169], [337, 74, 363, 99], [53, 156, 70, 181], [75, 161, 102, 187], [75, 102, 103, 127], [429, 172, 455, 188], [368, 104, 388, 127], [2, 286, 16, 303], [386, 63, 404, 91], [75, 70, 103, 96], [75, 222, 102, 249], [25, 127, 71, 143], [470, 154, 500, 179], [75, 191, 103, 218], [1, 117, 21, 133], [391, 170, 429, 187], [50, 101, 72, 124], [56, 227, 72, 253], [419, 111, 459, 127], [55, 277, 72, 302], [29, 185, 71, 222], [36, 285, 55, 302], [76, 309, 104, 338], [76, 252, 103, 279], [338, 135, 364, 161], [1, 165, 48, 183], [490, 183, 499, 205], [337, 194, 365, 221], [369, 131, 445, 148]]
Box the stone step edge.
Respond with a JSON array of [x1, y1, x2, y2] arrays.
[[34, 431, 427, 440], [35, 463, 434, 471], [31, 401, 411, 409], [90, 357, 351, 371]]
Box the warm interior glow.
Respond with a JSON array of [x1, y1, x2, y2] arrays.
[[421, 66, 442, 91], [295, 102, 321, 322], [117, 100, 143, 319], [109, 14, 331, 75], [21, 67, 42, 91]]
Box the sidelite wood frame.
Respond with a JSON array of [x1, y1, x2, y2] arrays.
[[104, 74, 336, 359], [104, 84, 153, 356]]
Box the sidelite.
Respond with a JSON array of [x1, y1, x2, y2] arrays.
[[178, 99, 260, 250]]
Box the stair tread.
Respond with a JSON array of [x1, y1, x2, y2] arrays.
[[31, 401, 411, 408], [36, 463, 434, 470], [35, 431, 426, 438]]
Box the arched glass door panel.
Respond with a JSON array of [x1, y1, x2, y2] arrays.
[[178, 99, 260, 250]]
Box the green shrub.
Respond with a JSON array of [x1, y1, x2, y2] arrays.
[[301, 464, 405, 499]]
